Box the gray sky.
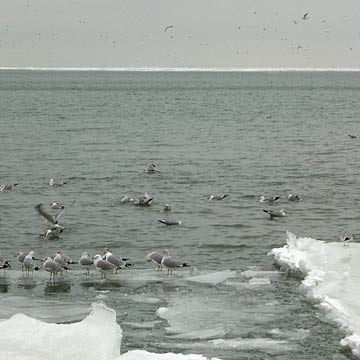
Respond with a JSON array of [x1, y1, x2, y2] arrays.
[[1, 0, 360, 69]]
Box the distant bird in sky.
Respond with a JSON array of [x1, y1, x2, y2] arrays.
[[348, 134, 358, 139], [302, 12, 310, 20], [164, 25, 174, 32]]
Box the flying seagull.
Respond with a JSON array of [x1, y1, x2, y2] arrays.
[[164, 25, 174, 32], [35, 203, 64, 226], [302, 12, 310, 20]]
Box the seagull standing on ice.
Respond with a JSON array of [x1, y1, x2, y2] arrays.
[[340, 230, 353, 246], [161, 249, 190, 275], [146, 251, 164, 271]]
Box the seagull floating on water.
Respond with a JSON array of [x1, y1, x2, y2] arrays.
[[147, 163, 160, 174], [208, 194, 228, 201], [163, 204, 172, 211], [263, 209, 286, 219], [348, 134, 358, 139], [287, 194, 302, 202], [49, 178, 66, 186], [134, 192, 153, 206], [158, 219, 182, 226], [0, 183, 18, 192], [259, 196, 280, 203], [50, 202, 65, 209]]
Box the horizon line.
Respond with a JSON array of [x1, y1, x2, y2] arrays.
[[1, 66, 360, 72]]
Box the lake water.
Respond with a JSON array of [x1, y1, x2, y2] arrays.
[[0, 69, 359, 359]]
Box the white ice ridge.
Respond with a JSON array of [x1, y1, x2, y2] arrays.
[[0, 302, 221, 360], [269, 231, 360, 358]]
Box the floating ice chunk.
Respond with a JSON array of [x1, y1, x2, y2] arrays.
[[210, 337, 293, 353], [340, 333, 360, 357], [129, 294, 165, 305], [270, 231, 360, 358], [269, 328, 310, 340], [168, 326, 227, 340], [123, 320, 163, 329], [241, 270, 282, 279], [248, 277, 271, 286], [185, 270, 236, 285], [0, 303, 122, 360], [120, 350, 222, 360]]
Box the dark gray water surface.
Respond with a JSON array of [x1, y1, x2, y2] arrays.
[[1, 70, 360, 359]]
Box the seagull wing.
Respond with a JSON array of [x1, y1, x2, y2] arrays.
[[35, 204, 55, 224], [54, 209, 65, 223]]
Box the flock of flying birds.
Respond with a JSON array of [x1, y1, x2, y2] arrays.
[[0, 160, 354, 280]]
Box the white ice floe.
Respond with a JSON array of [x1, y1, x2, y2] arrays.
[[0, 302, 222, 360], [269, 231, 360, 358], [185, 270, 236, 285]]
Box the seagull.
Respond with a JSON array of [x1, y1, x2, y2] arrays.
[[23, 251, 41, 274], [146, 251, 164, 271], [42, 227, 63, 239], [54, 251, 74, 269], [43, 257, 64, 279], [147, 163, 160, 174], [263, 209, 286, 219], [0, 183, 18, 192], [287, 194, 302, 202], [49, 178, 66, 186], [0, 259, 11, 271], [133, 192, 153, 206], [302, 12, 310, 20], [158, 219, 182, 225], [163, 204, 172, 211], [93, 254, 116, 279], [16, 252, 26, 271], [259, 196, 280, 203], [340, 230, 353, 246], [50, 202, 65, 209], [103, 249, 129, 272], [164, 25, 174, 32], [208, 194, 228, 201], [161, 249, 189, 275], [348, 134, 358, 139], [35, 203, 64, 226], [79, 252, 94, 275], [120, 195, 135, 204]]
